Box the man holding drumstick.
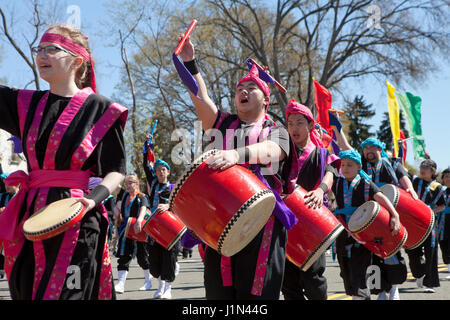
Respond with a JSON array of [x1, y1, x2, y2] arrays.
[[175, 32, 297, 299]]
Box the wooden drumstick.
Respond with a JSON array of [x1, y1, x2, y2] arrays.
[[174, 19, 198, 55]]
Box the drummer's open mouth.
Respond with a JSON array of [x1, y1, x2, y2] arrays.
[[240, 98, 248, 103]]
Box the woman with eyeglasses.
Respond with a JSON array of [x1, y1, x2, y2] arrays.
[[0, 24, 127, 300], [405, 159, 446, 294]]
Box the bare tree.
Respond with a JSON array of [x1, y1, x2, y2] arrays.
[[208, 0, 450, 119], [0, 0, 66, 89]]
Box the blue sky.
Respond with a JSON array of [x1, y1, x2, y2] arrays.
[[1, 0, 449, 172]]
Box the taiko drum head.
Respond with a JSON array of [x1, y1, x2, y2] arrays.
[[23, 198, 86, 241]]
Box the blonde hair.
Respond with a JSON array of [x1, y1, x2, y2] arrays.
[[45, 24, 93, 90]]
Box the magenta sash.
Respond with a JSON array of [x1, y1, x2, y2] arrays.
[[0, 169, 89, 241]]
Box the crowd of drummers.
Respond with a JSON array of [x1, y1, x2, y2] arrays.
[[0, 22, 448, 301]]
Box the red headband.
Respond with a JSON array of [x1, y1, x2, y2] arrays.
[[285, 99, 323, 147], [285, 99, 314, 122], [237, 64, 270, 105], [40, 32, 97, 93]]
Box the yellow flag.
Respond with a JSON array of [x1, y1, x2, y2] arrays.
[[386, 80, 400, 156]]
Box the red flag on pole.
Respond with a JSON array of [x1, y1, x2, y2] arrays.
[[313, 79, 332, 135]]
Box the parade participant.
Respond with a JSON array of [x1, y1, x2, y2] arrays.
[[407, 159, 446, 293], [281, 99, 340, 300], [332, 149, 401, 300], [176, 34, 297, 300], [114, 175, 151, 294], [438, 168, 450, 279], [333, 127, 411, 299], [0, 24, 127, 300], [141, 140, 179, 299]]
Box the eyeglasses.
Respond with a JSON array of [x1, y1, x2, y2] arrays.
[[31, 45, 77, 57]]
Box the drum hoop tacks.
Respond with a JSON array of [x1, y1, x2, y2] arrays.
[[23, 201, 84, 239], [169, 148, 218, 210], [407, 207, 435, 250], [166, 226, 187, 251], [385, 228, 408, 259], [299, 224, 345, 271], [349, 201, 380, 234]]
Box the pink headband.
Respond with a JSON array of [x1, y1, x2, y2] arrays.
[[40, 32, 97, 93], [285, 99, 314, 122], [285, 99, 323, 147], [237, 64, 270, 106]]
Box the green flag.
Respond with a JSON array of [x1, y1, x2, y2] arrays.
[[396, 92, 413, 135], [405, 92, 426, 159]]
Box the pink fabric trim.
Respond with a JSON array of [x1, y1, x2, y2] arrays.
[[31, 187, 50, 299], [17, 90, 34, 137], [26, 91, 49, 170], [220, 256, 233, 287], [96, 204, 113, 299], [70, 102, 128, 170], [251, 215, 275, 296], [43, 222, 81, 300], [223, 118, 240, 150], [98, 237, 113, 300], [43, 88, 93, 169], [297, 141, 316, 172], [3, 187, 37, 278]]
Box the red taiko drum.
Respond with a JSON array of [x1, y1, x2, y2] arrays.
[[142, 209, 187, 250], [283, 185, 344, 271], [169, 149, 276, 257], [124, 217, 147, 242], [380, 184, 434, 249], [348, 201, 407, 258]]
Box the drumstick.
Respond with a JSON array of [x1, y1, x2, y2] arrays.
[[174, 20, 198, 55], [247, 58, 287, 93]]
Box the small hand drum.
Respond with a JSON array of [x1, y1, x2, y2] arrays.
[[23, 198, 86, 241]]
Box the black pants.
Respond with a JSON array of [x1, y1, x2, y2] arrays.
[[282, 253, 328, 300], [370, 251, 407, 294], [117, 238, 150, 271], [204, 217, 286, 300], [405, 233, 440, 288], [334, 232, 372, 299], [148, 240, 179, 282]]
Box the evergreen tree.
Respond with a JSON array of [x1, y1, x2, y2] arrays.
[[342, 95, 376, 151], [376, 111, 409, 153]]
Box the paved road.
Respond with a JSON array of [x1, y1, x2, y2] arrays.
[[1, 247, 449, 301]]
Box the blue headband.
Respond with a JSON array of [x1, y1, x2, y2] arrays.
[[338, 149, 371, 181], [361, 138, 389, 159], [155, 159, 170, 171]]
